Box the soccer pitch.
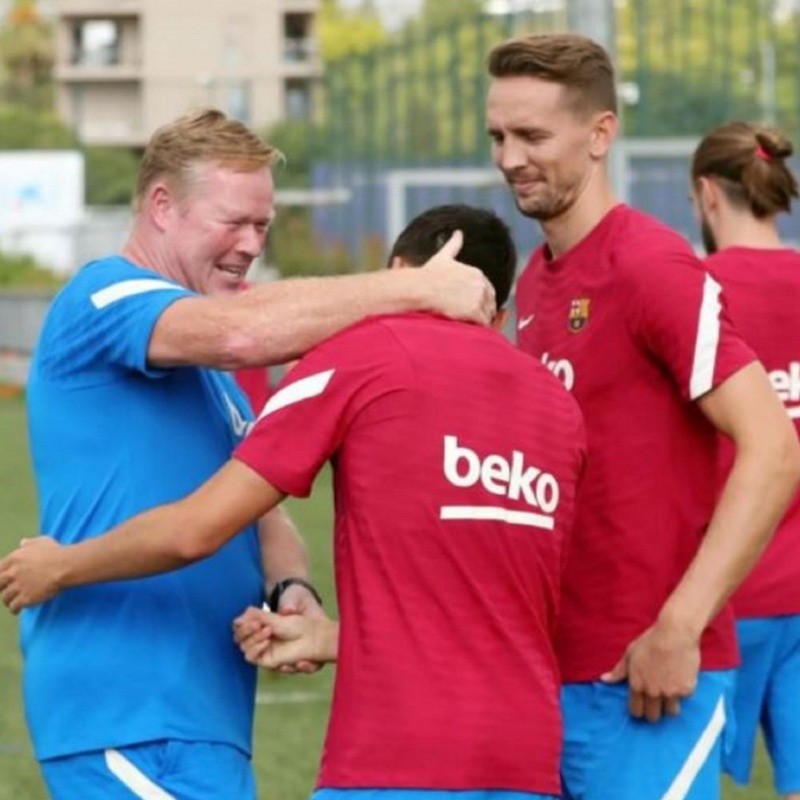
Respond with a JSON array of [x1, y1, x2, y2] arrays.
[[0, 395, 775, 799]]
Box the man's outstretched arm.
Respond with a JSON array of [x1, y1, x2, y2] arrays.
[[149, 232, 496, 369], [0, 460, 281, 613]]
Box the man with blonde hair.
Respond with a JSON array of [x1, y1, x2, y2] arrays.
[[486, 32, 800, 800], [2, 203, 585, 800], [9, 109, 494, 800]]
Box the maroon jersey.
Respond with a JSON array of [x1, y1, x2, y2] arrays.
[[235, 313, 585, 794], [516, 204, 756, 682], [708, 246, 800, 618]]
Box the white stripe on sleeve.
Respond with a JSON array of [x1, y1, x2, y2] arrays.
[[660, 696, 725, 800], [689, 273, 723, 400], [257, 369, 335, 421], [90, 279, 183, 310], [104, 749, 177, 800]]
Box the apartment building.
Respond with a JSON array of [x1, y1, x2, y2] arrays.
[[53, 0, 321, 147]]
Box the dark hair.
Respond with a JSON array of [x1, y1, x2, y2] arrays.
[[487, 32, 617, 117], [691, 121, 798, 218], [388, 204, 517, 307]]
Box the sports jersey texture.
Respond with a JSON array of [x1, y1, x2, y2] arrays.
[[516, 205, 755, 681], [708, 247, 800, 617], [236, 314, 586, 795], [24, 256, 263, 760]]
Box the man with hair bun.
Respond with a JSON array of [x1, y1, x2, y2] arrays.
[[0, 109, 494, 800], [692, 121, 800, 800], [486, 31, 800, 800]]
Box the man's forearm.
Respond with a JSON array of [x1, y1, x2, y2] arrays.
[[148, 236, 494, 370], [658, 438, 800, 638], [60, 503, 198, 589], [257, 506, 310, 593]]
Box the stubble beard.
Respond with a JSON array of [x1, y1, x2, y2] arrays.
[[700, 217, 718, 255], [513, 185, 575, 223]]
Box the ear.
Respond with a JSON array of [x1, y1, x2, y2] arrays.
[[146, 180, 177, 233], [696, 175, 719, 212], [588, 111, 618, 159], [492, 308, 509, 332], [388, 255, 408, 270]]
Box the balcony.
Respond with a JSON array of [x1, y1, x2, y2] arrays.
[[58, 17, 141, 81], [281, 0, 319, 11], [76, 119, 145, 147], [56, 62, 141, 82], [57, 0, 141, 19]]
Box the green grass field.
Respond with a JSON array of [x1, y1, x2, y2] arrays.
[[0, 394, 778, 798]]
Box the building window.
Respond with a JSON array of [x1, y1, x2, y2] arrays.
[[283, 13, 314, 61], [285, 79, 312, 119], [71, 19, 120, 66]]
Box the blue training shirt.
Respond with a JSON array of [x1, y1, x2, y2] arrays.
[[23, 256, 264, 761]]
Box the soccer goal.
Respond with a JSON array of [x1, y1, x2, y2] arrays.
[[383, 138, 701, 251]]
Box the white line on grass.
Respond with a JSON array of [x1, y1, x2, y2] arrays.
[[256, 691, 326, 706]]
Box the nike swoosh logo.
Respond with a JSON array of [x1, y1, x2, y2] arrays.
[[224, 393, 252, 437], [518, 314, 535, 330]]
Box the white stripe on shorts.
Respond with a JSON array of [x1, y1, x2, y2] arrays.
[[104, 749, 177, 800], [91, 279, 182, 309], [660, 696, 726, 800]]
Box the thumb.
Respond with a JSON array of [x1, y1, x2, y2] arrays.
[[600, 657, 628, 684], [19, 538, 33, 547], [434, 229, 463, 261]]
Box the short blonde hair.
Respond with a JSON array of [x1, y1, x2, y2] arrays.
[[134, 108, 282, 210]]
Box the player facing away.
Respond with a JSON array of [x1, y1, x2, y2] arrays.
[[486, 33, 800, 800], [0, 204, 587, 800], [691, 121, 800, 800]]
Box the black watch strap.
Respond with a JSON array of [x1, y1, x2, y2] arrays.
[[268, 577, 323, 611]]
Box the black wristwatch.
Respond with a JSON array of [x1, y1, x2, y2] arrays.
[[268, 577, 323, 611]]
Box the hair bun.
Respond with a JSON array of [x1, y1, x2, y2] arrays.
[[756, 129, 793, 160]]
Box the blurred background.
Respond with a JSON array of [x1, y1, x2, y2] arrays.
[[2, 0, 800, 365], [0, 1, 795, 797]]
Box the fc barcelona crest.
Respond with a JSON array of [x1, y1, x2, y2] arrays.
[[568, 297, 591, 333]]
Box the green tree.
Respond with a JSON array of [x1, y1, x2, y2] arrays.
[[83, 146, 139, 206], [413, 0, 484, 29], [0, 104, 74, 148], [616, 0, 799, 137], [264, 119, 330, 188], [319, 0, 387, 61], [0, 0, 54, 109]]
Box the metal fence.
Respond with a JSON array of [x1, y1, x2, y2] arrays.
[[323, 2, 800, 163], [310, 1, 800, 264]]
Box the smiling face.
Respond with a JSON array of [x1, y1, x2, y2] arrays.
[[487, 75, 604, 222], [162, 162, 275, 295]]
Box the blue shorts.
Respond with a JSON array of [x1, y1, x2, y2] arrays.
[[560, 670, 735, 800], [39, 740, 256, 800], [313, 790, 557, 800], [725, 615, 800, 794]]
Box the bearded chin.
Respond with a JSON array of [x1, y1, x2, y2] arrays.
[[701, 219, 717, 255], [516, 193, 570, 223]]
